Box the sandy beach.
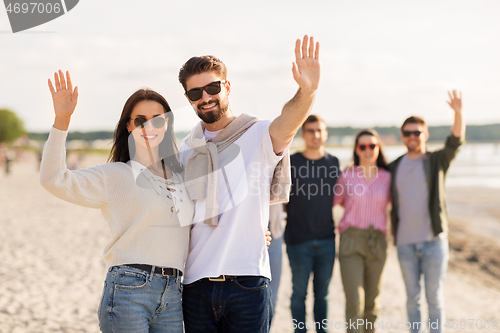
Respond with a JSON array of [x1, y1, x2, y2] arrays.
[[1, 152, 499, 333]]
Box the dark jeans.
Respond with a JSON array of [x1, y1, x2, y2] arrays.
[[182, 276, 273, 333], [287, 238, 336, 333]]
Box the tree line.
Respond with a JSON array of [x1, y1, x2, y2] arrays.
[[1, 108, 499, 144], [26, 124, 500, 144], [324, 124, 500, 142]]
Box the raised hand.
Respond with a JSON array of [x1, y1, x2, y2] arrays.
[[292, 35, 320, 93], [448, 90, 465, 138], [447, 90, 462, 113], [48, 70, 78, 130]]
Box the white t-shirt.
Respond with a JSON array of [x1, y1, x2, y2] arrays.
[[204, 128, 223, 139], [179, 120, 288, 284]]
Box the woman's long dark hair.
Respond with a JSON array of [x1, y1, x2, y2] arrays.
[[352, 129, 388, 170], [108, 89, 182, 173]]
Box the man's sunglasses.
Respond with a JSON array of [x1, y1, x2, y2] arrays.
[[131, 116, 166, 129], [357, 144, 378, 151], [185, 80, 226, 102], [402, 130, 422, 137]]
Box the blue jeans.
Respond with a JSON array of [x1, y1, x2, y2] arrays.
[[182, 276, 273, 332], [286, 238, 335, 333], [397, 236, 449, 333], [269, 234, 284, 313], [98, 266, 183, 333]]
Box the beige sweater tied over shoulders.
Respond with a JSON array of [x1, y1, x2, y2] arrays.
[[183, 113, 291, 226]]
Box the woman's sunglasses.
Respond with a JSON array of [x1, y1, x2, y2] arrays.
[[357, 143, 378, 151], [131, 116, 166, 129], [185, 80, 226, 102]]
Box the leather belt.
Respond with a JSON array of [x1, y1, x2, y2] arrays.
[[208, 275, 237, 282], [124, 264, 183, 277]]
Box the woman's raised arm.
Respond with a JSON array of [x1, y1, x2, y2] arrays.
[[41, 70, 108, 209]]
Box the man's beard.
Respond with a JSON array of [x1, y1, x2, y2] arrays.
[[405, 141, 422, 153], [196, 98, 229, 124]]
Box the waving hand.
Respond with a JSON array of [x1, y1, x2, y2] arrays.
[[447, 90, 462, 113], [269, 35, 321, 154], [292, 35, 320, 92], [447, 90, 465, 138], [48, 70, 78, 130]]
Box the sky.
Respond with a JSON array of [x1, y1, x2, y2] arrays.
[[1, 0, 499, 133]]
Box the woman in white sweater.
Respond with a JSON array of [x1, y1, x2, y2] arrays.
[[40, 70, 193, 333]]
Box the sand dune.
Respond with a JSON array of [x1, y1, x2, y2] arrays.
[[1, 152, 499, 333]]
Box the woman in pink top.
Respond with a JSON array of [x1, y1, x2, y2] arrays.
[[333, 129, 391, 333]]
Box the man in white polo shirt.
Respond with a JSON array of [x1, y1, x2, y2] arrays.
[[177, 35, 321, 333]]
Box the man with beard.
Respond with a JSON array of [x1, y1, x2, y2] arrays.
[[389, 91, 465, 333], [177, 35, 320, 333]]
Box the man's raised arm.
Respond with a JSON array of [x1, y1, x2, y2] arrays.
[[448, 90, 465, 139], [269, 35, 321, 154]]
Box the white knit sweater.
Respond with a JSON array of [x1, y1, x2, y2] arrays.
[[40, 127, 192, 272]]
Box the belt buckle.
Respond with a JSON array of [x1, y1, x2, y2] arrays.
[[161, 267, 173, 277], [209, 275, 226, 282]]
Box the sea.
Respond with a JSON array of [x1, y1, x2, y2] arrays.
[[323, 142, 500, 189]]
